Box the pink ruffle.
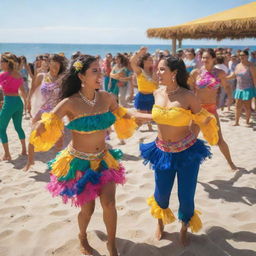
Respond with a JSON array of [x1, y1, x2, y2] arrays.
[[46, 165, 126, 207]]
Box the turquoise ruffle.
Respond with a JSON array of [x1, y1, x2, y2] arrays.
[[66, 112, 116, 132], [48, 149, 123, 182], [233, 88, 256, 100]]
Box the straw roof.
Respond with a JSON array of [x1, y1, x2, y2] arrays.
[[147, 2, 256, 41]]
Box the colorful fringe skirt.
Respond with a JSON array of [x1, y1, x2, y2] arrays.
[[134, 92, 154, 111], [47, 145, 126, 207]]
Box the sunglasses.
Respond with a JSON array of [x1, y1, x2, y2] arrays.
[[239, 54, 246, 57]]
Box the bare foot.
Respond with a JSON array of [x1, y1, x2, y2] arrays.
[[155, 219, 164, 240], [79, 234, 94, 255], [232, 123, 239, 126], [23, 161, 35, 172], [2, 154, 12, 161], [107, 242, 118, 256], [180, 226, 189, 246], [229, 162, 238, 171]]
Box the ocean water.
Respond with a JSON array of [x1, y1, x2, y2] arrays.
[[0, 43, 255, 62]]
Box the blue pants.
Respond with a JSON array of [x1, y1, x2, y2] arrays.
[[0, 96, 25, 143], [154, 160, 200, 224], [140, 139, 212, 224]]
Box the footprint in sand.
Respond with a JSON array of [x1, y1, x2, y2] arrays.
[[50, 210, 69, 216]]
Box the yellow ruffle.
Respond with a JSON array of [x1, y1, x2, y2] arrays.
[[51, 148, 120, 178], [193, 108, 219, 146], [112, 106, 137, 139], [189, 210, 202, 233], [51, 149, 75, 177], [147, 196, 176, 225], [114, 117, 138, 139], [30, 112, 64, 152], [112, 106, 127, 118]]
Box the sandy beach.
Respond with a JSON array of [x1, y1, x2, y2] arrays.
[[0, 107, 255, 256]]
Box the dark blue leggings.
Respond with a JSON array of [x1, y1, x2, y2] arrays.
[[154, 160, 200, 224]]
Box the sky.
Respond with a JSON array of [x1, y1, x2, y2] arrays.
[[0, 0, 255, 46]]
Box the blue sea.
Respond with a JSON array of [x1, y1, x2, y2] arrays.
[[0, 43, 255, 62]]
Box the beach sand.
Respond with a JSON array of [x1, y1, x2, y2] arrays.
[[0, 107, 255, 256]]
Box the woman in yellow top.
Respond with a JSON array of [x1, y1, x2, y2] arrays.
[[130, 47, 158, 131], [138, 56, 219, 246], [30, 55, 138, 256]]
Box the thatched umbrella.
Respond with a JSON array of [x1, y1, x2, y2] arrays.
[[147, 2, 256, 54]]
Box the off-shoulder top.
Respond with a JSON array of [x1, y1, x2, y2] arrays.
[[152, 104, 219, 145], [29, 106, 137, 152]]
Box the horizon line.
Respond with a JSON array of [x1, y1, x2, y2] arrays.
[[1, 42, 255, 47]]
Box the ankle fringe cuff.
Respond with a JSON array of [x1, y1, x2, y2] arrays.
[[147, 196, 176, 225], [189, 210, 202, 233]]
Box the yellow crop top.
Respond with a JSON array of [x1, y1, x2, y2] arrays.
[[137, 71, 157, 93], [152, 105, 219, 145]]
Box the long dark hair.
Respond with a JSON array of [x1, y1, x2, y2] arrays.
[[164, 56, 190, 90], [1, 53, 19, 71], [203, 48, 216, 58], [49, 54, 67, 75], [138, 53, 151, 69], [116, 53, 128, 67], [60, 55, 97, 99]]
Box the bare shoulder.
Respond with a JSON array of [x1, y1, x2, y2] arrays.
[[154, 86, 165, 96], [182, 88, 198, 103], [249, 63, 256, 70], [215, 68, 226, 78], [183, 88, 196, 98], [190, 68, 199, 77], [98, 90, 113, 103], [35, 72, 45, 81]]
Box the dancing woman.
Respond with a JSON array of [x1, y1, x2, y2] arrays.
[[189, 49, 237, 170], [139, 56, 219, 245], [130, 47, 158, 131], [0, 53, 27, 160], [24, 54, 67, 171], [29, 55, 137, 256], [228, 50, 256, 126]]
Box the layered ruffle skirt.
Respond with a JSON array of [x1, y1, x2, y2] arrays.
[[233, 87, 256, 101], [47, 146, 125, 207]]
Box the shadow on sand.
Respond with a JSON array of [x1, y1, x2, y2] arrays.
[[199, 167, 256, 206], [93, 226, 256, 256]]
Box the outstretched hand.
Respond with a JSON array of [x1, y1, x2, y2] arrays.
[[138, 47, 148, 56], [34, 121, 46, 136]]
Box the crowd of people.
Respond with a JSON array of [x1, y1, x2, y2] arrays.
[[0, 46, 255, 255]]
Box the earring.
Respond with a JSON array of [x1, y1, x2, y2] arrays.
[[172, 76, 176, 82]]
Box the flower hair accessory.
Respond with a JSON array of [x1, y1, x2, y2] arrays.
[[73, 60, 83, 72]]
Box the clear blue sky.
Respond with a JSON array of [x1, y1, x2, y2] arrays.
[[0, 0, 255, 45]]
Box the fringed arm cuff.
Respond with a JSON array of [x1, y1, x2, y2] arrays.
[[112, 106, 138, 139], [193, 108, 219, 145], [30, 112, 64, 152]]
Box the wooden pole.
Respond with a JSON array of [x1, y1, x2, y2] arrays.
[[178, 39, 182, 48], [172, 38, 177, 55]]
